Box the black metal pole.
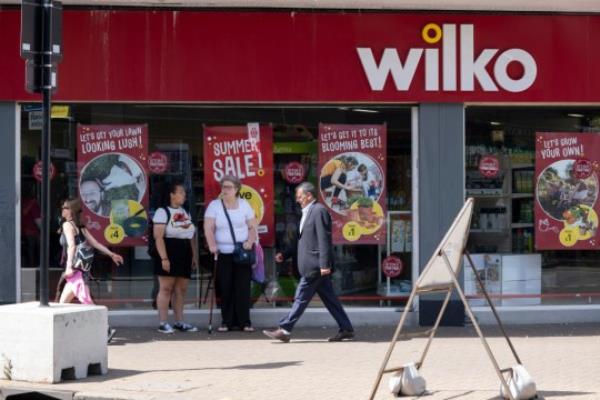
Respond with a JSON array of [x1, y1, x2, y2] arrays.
[[39, 0, 53, 306]]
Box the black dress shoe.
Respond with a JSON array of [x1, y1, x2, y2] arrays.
[[328, 330, 354, 342], [262, 328, 291, 343]]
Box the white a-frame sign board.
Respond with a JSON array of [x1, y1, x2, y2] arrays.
[[368, 198, 532, 400]]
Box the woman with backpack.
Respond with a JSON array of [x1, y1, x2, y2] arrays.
[[152, 182, 199, 334], [58, 198, 124, 342]]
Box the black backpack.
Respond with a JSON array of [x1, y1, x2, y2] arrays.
[[147, 207, 171, 259]]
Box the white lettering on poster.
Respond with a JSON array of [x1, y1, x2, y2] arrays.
[[540, 137, 585, 160], [211, 138, 263, 181], [79, 126, 144, 155], [357, 23, 537, 93]]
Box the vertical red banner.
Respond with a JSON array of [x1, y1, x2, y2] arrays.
[[318, 124, 387, 244], [203, 125, 275, 246], [535, 132, 600, 250], [77, 124, 149, 247]]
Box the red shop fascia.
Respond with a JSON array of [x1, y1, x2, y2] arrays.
[[0, 9, 599, 103]]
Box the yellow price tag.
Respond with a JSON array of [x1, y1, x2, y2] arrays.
[[104, 224, 125, 244], [559, 227, 578, 247], [342, 221, 362, 242]]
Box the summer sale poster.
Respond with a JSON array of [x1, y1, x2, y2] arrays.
[[203, 125, 275, 246]]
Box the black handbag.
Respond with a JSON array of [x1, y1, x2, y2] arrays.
[[222, 200, 256, 265], [73, 227, 94, 272], [74, 245, 95, 272]]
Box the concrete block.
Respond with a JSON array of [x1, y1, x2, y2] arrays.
[[0, 302, 108, 383]]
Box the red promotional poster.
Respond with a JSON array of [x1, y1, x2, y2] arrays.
[[77, 124, 149, 247], [203, 125, 275, 246], [535, 132, 600, 250], [318, 124, 387, 244]]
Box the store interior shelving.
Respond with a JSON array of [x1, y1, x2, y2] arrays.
[[466, 152, 535, 254]]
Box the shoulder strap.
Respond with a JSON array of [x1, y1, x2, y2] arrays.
[[67, 221, 85, 244], [154, 207, 171, 223], [221, 200, 237, 243]]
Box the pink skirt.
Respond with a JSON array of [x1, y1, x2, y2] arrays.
[[64, 270, 94, 305]]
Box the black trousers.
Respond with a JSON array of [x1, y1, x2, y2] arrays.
[[217, 253, 252, 328]]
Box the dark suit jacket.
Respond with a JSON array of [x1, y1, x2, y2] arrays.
[[297, 202, 334, 278]]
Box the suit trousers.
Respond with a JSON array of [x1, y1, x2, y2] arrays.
[[217, 253, 252, 328], [279, 274, 353, 333]]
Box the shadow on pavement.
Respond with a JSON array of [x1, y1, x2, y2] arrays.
[[537, 390, 597, 398], [421, 390, 595, 400], [72, 361, 304, 383], [106, 323, 600, 346]]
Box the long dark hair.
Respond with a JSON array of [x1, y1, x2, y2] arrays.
[[58, 198, 85, 234]]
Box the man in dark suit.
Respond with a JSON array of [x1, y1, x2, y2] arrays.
[[263, 182, 354, 342]]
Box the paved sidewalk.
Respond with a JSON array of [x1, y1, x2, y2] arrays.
[[1, 324, 599, 400]]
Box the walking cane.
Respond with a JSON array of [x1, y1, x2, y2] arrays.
[[208, 252, 218, 335]]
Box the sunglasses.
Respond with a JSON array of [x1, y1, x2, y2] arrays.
[[62, 206, 70, 210]]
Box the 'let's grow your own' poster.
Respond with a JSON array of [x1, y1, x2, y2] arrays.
[[535, 132, 600, 250]]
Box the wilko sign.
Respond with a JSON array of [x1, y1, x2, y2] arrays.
[[479, 155, 500, 178], [382, 256, 404, 278], [283, 161, 305, 184], [357, 23, 537, 93], [148, 151, 169, 174]]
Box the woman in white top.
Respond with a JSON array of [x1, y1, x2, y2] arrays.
[[204, 175, 258, 332], [153, 182, 199, 334]]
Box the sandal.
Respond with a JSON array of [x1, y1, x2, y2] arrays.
[[243, 326, 255, 332], [217, 325, 229, 332]]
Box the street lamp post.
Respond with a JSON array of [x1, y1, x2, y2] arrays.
[[21, 0, 62, 306]]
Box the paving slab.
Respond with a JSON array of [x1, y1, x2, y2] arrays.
[[1, 324, 599, 400]]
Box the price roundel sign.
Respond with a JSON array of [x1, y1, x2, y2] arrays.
[[479, 155, 500, 178], [382, 256, 404, 278], [148, 151, 169, 174], [33, 160, 56, 182], [283, 161, 305, 184], [573, 158, 593, 179]]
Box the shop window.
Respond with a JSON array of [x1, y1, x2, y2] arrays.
[[465, 107, 600, 306], [20, 104, 413, 309]]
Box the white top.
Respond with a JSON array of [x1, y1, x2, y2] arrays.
[[204, 198, 255, 253], [153, 206, 196, 239], [299, 200, 316, 234]]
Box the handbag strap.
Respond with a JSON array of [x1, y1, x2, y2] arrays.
[[221, 199, 238, 244], [69, 221, 86, 245]]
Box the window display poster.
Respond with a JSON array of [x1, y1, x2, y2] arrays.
[[318, 124, 387, 244], [77, 124, 149, 247], [203, 125, 275, 246], [535, 132, 600, 250]]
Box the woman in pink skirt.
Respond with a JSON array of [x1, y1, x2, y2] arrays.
[[58, 198, 124, 340]]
